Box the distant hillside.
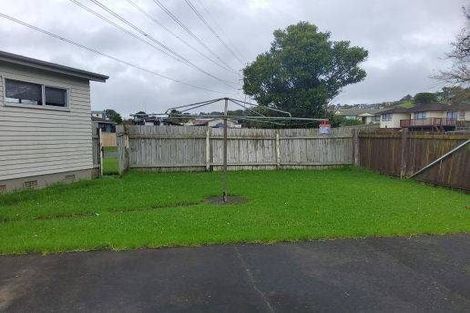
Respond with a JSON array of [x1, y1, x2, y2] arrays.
[[332, 87, 470, 112]]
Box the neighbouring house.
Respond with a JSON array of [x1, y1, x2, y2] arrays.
[[0, 50, 108, 192], [91, 110, 106, 119], [334, 107, 381, 124], [378, 103, 470, 130], [378, 106, 412, 129], [91, 111, 116, 133], [185, 118, 242, 128], [132, 111, 163, 125], [91, 112, 117, 147]]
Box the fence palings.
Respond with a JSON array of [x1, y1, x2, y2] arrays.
[[118, 125, 355, 172], [359, 130, 470, 190]]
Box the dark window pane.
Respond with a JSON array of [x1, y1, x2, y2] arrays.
[[45, 87, 67, 107], [5, 79, 42, 105]]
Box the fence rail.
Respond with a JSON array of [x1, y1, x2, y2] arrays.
[[400, 118, 463, 128]]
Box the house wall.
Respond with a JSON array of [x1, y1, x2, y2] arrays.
[[413, 110, 470, 121], [453, 110, 470, 121], [0, 62, 94, 191], [412, 111, 443, 119], [380, 113, 410, 128]]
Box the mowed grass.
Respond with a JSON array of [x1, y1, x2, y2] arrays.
[[0, 168, 468, 255], [103, 158, 119, 175]]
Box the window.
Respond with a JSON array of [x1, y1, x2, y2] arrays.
[[382, 113, 392, 121], [446, 111, 458, 120], [4, 78, 68, 108], [45, 86, 67, 107], [459, 111, 465, 120], [5, 79, 42, 105], [415, 112, 426, 119]]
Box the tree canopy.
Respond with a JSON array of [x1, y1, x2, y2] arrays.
[[243, 22, 368, 119], [437, 6, 470, 85], [413, 92, 438, 105], [104, 109, 123, 124]]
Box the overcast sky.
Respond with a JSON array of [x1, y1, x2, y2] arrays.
[[0, 0, 467, 116]]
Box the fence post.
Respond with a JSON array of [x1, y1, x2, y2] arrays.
[[117, 125, 129, 175], [352, 129, 360, 166], [400, 128, 408, 178], [206, 126, 211, 171], [275, 130, 281, 169]]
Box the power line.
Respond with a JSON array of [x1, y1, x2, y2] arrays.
[[193, 0, 246, 61], [85, 0, 238, 89], [151, 0, 238, 74], [0, 12, 236, 95], [183, 0, 244, 64], [125, 0, 236, 75], [68, 0, 171, 58]]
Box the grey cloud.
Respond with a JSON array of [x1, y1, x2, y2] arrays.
[[0, 0, 467, 117]]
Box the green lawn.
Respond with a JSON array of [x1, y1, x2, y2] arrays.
[[103, 158, 119, 175], [0, 168, 468, 255], [103, 146, 118, 153]]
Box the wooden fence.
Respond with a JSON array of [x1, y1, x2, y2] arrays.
[[101, 132, 117, 147], [359, 130, 470, 190], [117, 125, 355, 172], [116, 125, 468, 190]]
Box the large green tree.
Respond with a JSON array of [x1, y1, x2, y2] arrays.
[[413, 92, 438, 105], [104, 109, 123, 124], [243, 22, 368, 118]]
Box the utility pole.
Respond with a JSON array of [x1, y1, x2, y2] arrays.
[[222, 97, 228, 202]]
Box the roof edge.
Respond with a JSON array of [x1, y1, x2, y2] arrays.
[[0, 50, 108, 82]]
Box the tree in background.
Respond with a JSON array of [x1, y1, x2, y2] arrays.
[[167, 109, 191, 124], [413, 92, 438, 105], [439, 86, 470, 104], [437, 6, 470, 85], [243, 22, 368, 120], [105, 109, 123, 124]]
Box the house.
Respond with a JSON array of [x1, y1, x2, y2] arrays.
[[378, 103, 470, 130], [132, 111, 163, 125], [334, 107, 381, 124], [91, 110, 106, 119], [401, 103, 469, 130], [91, 111, 116, 133], [185, 118, 242, 128], [0, 50, 108, 192], [378, 106, 412, 128]]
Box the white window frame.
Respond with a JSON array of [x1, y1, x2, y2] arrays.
[[446, 111, 458, 120], [382, 113, 392, 121], [414, 112, 427, 120], [2, 75, 70, 112]]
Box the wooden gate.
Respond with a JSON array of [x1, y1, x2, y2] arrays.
[[92, 127, 102, 177]]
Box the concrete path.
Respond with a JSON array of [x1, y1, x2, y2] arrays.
[[1, 235, 469, 312]]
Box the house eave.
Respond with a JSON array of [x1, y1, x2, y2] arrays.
[[0, 50, 109, 82]]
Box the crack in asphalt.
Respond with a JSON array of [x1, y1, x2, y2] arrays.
[[234, 246, 275, 313]]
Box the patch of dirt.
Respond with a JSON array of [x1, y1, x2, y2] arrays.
[[205, 195, 248, 205]]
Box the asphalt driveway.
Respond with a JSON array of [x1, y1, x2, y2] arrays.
[[1, 234, 469, 313]]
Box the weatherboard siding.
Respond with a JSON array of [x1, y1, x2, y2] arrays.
[[0, 63, 93, 181], [380, 113, 410, 129]]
